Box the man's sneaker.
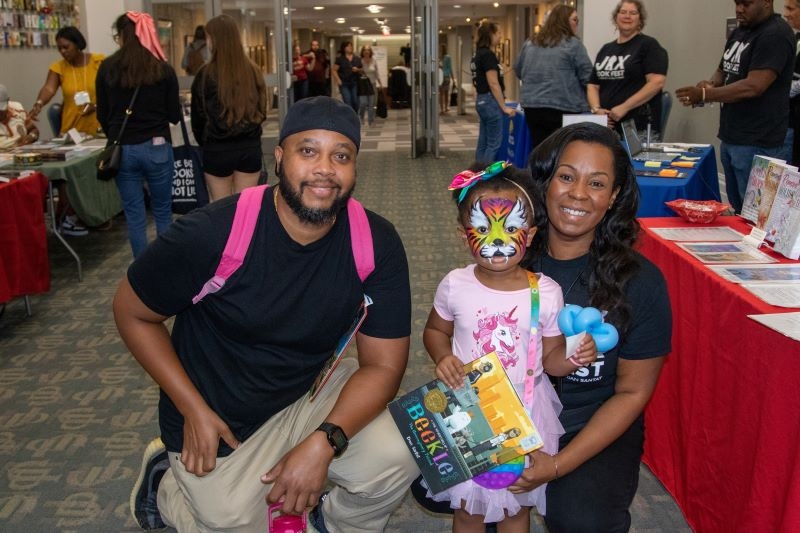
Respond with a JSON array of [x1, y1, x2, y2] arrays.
[[59, 215, 88, 236], [131, 437, 169, 530], [308, 491, 331, 533]]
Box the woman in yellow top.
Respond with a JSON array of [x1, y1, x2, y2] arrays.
[[29, 26, 104, 137], [28, 26, 105, 236]]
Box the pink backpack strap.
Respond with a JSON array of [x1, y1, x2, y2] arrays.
[[192, 185, 268, 304], [347, 198, 374, 282]]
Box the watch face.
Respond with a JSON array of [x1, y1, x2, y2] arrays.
[[319, 423, 348, 456]]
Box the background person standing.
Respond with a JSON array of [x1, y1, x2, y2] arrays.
[[191, 14, 267, 202], [96, 12, 181, 259], [587, 1, 668, 140], [514, 4, 593, 150], [676, 0, 794, 213], [305, 40, 330, 97]]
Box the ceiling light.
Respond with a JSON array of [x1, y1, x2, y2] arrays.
[[358, 29, 365, 34], [313, 6, 325, 10], [335, 18, 346, 23], [493, 2, 500, 7], [466, 17, 471, 22], [350, 27, 360, 32], [366, 5, 383, 14], [453, 4, 461, 8]]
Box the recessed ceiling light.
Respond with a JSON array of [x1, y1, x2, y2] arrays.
[[466, 17, 471, 22], [358, 29, 365, 34], [313, 6, 325, 10], [366, 5, 384, 14], [335, 18, 346, 24], [493, 2, 500, 7], [453, 4, 461, 8]]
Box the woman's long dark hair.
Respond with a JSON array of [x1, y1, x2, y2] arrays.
[[105, 14, 167, 88], [203, 14, 266, 127], [526, 123, 641, 333]]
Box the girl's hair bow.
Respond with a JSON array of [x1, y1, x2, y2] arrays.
[[448, 160, 510, 203]]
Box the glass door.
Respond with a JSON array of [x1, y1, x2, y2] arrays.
[[410, 0, 438, 158]]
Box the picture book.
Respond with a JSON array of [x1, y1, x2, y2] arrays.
[[772, 187, 800, 260], [388, 352, 542, 495], [763, 167, 800, 244], [308, 295, 372, 401], [741, 155, 786, 225]]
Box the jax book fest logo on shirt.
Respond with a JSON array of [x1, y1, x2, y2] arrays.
[[594, 55, 631, 80], [722, 40, 749, 76]]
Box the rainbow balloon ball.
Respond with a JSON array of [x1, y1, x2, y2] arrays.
[[473, 456, 525, 490]]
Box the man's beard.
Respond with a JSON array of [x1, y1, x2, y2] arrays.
[[276, 162, 354, 226]]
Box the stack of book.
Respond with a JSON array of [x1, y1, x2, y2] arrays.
[[743, 155, 800, 259]]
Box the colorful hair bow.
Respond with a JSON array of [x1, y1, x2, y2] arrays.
[[448, 160, 510, 203]]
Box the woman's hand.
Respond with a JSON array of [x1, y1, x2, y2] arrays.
[[180, 404, 240, 476], [508, 450, 558, 494]]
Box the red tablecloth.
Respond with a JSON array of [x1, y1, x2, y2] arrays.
[[638, 216, 800, 533], [0, 173, 50, 304]]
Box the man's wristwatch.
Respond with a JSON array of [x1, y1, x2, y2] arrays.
[[316, 422, 348, 457]]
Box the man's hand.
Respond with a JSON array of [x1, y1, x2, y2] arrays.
[[261, 431, 333, 515], [180, 406, 239, 476]]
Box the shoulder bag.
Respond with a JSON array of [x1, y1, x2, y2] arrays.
[[96, 86, 140, 181]]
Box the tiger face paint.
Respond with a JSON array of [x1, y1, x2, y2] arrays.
[[464, 196, 531, 265]]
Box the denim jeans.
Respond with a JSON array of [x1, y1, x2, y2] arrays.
[[545, 417, 644, 533], [475, 92, 504, 163], [340, 83, 359, 113], [719, 142, 789, 214], [359, 93, 376, 125], [115, 138, 174, 258]]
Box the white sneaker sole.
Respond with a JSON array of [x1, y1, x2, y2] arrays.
[[130, 437, 166, 526]]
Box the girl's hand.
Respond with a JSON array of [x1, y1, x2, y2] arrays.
[[435, 355, 465, 390], [571, 333, 597, 367]]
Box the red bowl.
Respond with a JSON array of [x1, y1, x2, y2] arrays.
[[665, 199, 731, 224]]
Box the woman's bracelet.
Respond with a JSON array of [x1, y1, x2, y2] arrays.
[[551, 454, 559, 480], [701, 87, 706, 103]]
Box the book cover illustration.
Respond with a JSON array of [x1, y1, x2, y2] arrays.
[[741, 155, 786, 224], [388, 352, 542, 495], [772, 186, 800, 260], [763, 168, 800, 244]]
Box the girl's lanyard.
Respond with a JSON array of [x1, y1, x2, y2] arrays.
[[523, 271, 540, 412]]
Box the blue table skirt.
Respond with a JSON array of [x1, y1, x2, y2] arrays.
[[634, 146, 721, 217]]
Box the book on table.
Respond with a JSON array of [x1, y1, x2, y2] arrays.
[[763, 168, 800, 244], [388, 351, 542, 494], [741, 155, 796, 227]]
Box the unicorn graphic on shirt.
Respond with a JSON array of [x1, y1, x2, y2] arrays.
[[473, 306, 520, 368]]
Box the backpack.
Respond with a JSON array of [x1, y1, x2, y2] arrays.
[[192, 185, 374, 304], [186, 43, 206, 76]]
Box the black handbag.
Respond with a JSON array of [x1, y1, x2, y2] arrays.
[[376, 90, 388, 119], [96, 86, 140, 181], [357, 74, 374, 96]]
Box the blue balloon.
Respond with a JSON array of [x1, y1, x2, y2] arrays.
[[557, 304, 582, 336]]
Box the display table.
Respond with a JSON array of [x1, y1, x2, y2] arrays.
[[634, 146, 720, 217], [637, 216, 800, 533], [0, 173, 50, 307], [24, 144, 122, 227]]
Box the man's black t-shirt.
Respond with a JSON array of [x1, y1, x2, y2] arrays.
[[128, 191, 411, 455], [590, 34, 668, 132], [471, 46, 505, 95], [718, 14, 795, 147], [536, 252, 672, 434]]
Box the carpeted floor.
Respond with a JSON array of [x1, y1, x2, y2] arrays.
[[0, 130, 690, 531]]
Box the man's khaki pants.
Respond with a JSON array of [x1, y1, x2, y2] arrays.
[[157, 358, 419, 532]]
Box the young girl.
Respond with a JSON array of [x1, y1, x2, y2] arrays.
[[423, 161, 597, 532]]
